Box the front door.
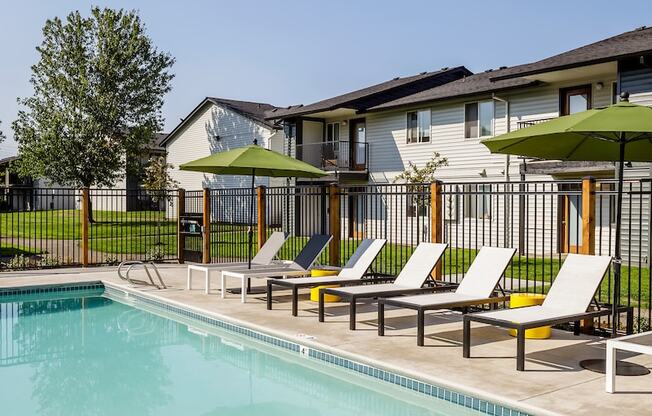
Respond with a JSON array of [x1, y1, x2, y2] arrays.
[[348, 189, 365, 238], [560, 85, 592, 116], [350, 119, 366, 170], [559, 183, 582, 253]]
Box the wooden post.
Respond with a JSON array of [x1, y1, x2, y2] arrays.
[[257, 185, 267, 250], [581, 176, 596, 255], [177, 189, 185, 264], [329, 183, 341, 266], [80, 188, 90, 267], [430, 181, 443, 280], [202, 188, 211, 264], [581, 176, 596, 332]]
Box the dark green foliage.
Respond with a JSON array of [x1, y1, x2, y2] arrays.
[[13, 7, 175, 188]]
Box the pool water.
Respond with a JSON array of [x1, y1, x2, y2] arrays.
[[0, 290, 478, 416]]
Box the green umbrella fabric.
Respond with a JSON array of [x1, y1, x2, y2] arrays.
[[481, 101, 652, 162], [179, 145, 328, 178]]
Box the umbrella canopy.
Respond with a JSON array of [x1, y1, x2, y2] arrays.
[[481, 93, 652, 344], [179, 144, 328, 177], [482, 100, 652, 161]]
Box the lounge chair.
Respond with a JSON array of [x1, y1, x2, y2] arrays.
[[186, 231, 289, 293], [221, 234, 332, 303], [378, 246, 516, 346], [266, 239, 388, 316], [462, 254, 634, 371], [318, 242, 450, 330]]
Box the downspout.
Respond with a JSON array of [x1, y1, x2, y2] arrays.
[[492, 94, 510, 181]]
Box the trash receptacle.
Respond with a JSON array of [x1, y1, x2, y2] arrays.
[[310, 267, 341, 302], [509, 293, 551, 339]]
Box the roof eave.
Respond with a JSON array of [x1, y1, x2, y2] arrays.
[[366, 80, 542, 113], [490, 50, 652, 81]]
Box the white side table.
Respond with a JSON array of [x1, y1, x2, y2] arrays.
[[606, 331, 652, 393]]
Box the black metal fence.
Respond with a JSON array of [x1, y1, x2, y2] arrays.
[[0, 187, 178, 270], [2, 180, 650, 332]]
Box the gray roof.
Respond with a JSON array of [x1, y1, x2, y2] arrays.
[[367, 70, 539, 111], [0, 155, 19, 166], [207, 97, 278, 127], [266, 66, 471, 119], [161, 97, 280, 147], [491, 26, 652, 81]]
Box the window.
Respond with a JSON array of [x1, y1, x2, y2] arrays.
[[560, 85, 591, 115], [465, 101, 493, 138], [326, 122, 339, 142], [464, 184, 491, 219], [406, 110, 431, 143], [611, 82, 619, 105], [406, 193, 428, 217]]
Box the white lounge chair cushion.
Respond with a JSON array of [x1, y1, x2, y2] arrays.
[[393, 243, 448, 288], [327, 283, 413, 295], [388, 292, 483, 307], [542, 253, 612, 314], [223, 265, 306, 277], [455, 247, 516, 298], [277, 275, 359, 285], [338, 239, 386, 279], [475, 305, 579, 324], [251, 231, 288, 264]]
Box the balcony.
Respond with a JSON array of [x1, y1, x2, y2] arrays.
[[295, 140, 369, 172], [516, 117, 556, 130]]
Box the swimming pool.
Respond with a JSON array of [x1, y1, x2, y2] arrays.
[[0, 284, 525, 415]]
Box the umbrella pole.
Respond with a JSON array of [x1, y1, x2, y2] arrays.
[[248, 170, 255, 270], [612, 138, 626, 337]]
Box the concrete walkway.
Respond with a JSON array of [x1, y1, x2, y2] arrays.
[[1, 266, 651, 415]]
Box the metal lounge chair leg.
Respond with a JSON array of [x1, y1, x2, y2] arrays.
[[417, 309, 425, 347], [292, 286, 299, 316], [318, 290, 325, 322], [266, 281, 273, 310], [463, 317, 471, 358], [626, 307, 634, 334], [349, 298, 357, 330], [516, 329, 526, 371], [378, 303, 385, 336]]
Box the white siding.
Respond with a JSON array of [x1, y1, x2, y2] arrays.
[[166, 102, 279, 192]]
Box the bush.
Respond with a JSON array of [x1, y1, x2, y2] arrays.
[[146, 246, 165, 263]]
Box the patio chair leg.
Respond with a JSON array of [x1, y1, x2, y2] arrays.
[[574, 320, 581, 336], [606, 342, 617, 393], [187, 268, 192, 290], [349, 298, 357, 330], [626, 307, 634, 335], [266, 282, 273, 310], [292, 286, 298, 317], [378, 303, 385, 336], [318, 290, 325, 322], [462, 317, 471, 358], [417, 309, 425, 347], [516, 329, 526, 371]]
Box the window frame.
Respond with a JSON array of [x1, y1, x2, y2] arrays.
[[405, 109, 431, 144], [464, 100, 494, 139], [326, 122, 340, 143]]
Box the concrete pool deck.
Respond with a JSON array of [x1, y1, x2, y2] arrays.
[[2, 265, 651, 415]]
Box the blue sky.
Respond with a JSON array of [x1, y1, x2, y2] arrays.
[[1, 0, 651, 158]]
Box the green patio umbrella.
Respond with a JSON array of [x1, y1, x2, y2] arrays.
[[482, 92, 652, 374], [180, 140, 328, 271]]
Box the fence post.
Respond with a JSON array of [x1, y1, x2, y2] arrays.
[[257, 185, 267, 250], [81, 188, 89, 267], [581, 176, 596, 332], [329, 183, 341, 266], [202, 188, 211, 264], [430, 181, 443, 280], [177, 188, 185, 264], [581, 176, 596, 255]]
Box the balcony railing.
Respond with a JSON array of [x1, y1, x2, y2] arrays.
[[516, 117, 556, 130], [295, 140, 368, 172]]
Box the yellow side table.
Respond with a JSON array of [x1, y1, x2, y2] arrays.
[[310, 267, 341, 302], [509, 293, 551, 339]]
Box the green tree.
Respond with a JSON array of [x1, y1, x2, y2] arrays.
[[13, 7, 175, 194], [0, 120, 5, 144], [142, 155, 179, 248], [394, 152, 448, 214]]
